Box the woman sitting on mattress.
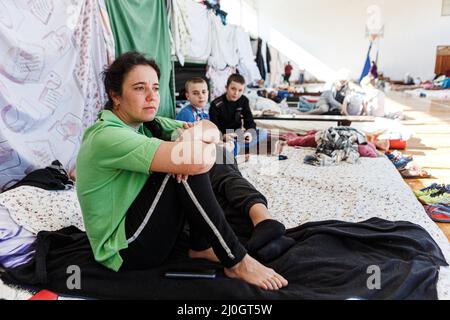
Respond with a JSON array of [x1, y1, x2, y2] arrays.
[[76, 51, 289, 291]]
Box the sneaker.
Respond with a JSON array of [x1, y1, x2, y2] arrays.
[[424, 204, 450, 223], [419, 190, 450, 205], [414, 183, 444, 197], [392, 156, 413, 170], [385, 150, 413, 161]]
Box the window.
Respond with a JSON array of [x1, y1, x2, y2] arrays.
[[220, 0, 242, 26], [220, 0, 259, 36], [443, 0, 450, 16]]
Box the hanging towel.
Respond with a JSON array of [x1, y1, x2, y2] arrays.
[[106, 0, 175, 118]]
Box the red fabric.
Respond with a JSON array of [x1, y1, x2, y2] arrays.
[[358, 142, 378, 158], [389, 139, 407, 150], [29, 290, 59, 300], [304, 97, 319, 103], [282, 130, 318, 148]]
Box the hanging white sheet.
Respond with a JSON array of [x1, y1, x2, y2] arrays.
[[0, 0, 110, 191], [235, 27, 261, 84], [168, 0, 192, 66], [184, 0, 211, 62], [208, 12, 239, 70]]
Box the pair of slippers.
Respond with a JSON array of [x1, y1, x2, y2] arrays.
[[246, 220, 295, 263], [400, 167, 432, 179]]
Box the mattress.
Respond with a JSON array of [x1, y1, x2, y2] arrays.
[[238, 147, 450, 299]]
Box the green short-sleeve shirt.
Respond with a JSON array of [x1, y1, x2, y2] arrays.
[[76, 110, 183, 271]]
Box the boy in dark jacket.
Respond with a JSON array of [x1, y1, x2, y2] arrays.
[[209, 74, 273, 156]]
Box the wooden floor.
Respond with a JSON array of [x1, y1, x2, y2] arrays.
[[386, 92, 450, 241]]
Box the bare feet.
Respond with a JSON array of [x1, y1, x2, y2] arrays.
[[224, 254, 288, 291], [188, 248, 220, 263]]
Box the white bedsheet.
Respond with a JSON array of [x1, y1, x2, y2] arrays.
[[238, 147, 450, 300]]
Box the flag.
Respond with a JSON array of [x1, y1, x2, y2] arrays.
[[359, 42, 373, 83]]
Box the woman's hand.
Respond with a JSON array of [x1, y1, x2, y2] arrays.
[[174, 173, 189, 183], [182, 122, 195, 130]]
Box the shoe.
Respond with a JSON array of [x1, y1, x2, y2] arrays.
[[385, 150, 413, 161], [400, 168, 431, 179], [419, 189, 450, 205], [385, 151, 413, 170], [414, 183, 444, 197], [424, 204, 450, 223], [392, 157, 413, 170]]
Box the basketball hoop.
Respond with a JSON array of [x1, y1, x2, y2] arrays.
[[365, 26, 384, 41], [369, 34, 378, 42], [365, 5, 384, 40]]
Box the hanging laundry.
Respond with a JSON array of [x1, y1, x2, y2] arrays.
[[235, 27, 261, 84], [184, 0, 212, 62], [98, 0, 116, 64], [265, 43, 272, 75], [204, 0, 228, 25], [208, 12, 239, 70], [255, 39, 267, 80], [106, 0, 174, 118], [168, 0, 192, 66], [269, 45, 284, 87], [206, 65, 236, 100], [0, 0, 109, 191]]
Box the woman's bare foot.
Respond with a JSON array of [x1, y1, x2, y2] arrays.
[[224, 254, 288, 291], [188, 248, 220, 263]]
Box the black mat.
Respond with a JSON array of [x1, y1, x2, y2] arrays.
[[1, 218, 447, 300]]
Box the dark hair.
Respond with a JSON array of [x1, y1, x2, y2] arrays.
[[185, 77, 208, 92], [226, 74, 246, 87], [102, 51, 163, 138], [102, 51, 160, 110]]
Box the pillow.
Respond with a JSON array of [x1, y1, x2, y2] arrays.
[[0, 186, 84, 234]]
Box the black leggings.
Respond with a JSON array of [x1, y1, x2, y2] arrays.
[[120, 172, 248, 270], [209, 161, 268, 238]]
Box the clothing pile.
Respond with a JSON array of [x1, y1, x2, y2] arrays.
[[304, 127, 368, 166], [282, 130, 379, 158], [415, 184, 450, 223]]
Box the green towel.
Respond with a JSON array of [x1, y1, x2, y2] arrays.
[[106, 0, 175, 118]]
